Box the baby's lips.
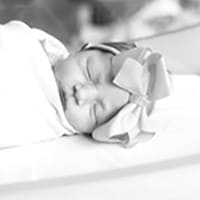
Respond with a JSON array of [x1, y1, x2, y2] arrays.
[[74, 83, 83, 91]]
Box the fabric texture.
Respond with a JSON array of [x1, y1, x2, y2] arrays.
[[0, 21, 75, 148]]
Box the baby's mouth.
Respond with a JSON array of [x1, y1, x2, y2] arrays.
[[59, 88, 67, 111]]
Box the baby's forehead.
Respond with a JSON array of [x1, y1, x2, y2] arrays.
[[75, 48, 115, 65]]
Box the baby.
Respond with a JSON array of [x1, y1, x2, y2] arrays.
[[54, 42, 171, 147], [1, 20, 200, 148]]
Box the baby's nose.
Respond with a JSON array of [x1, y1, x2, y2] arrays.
[[74, 83, 99, 105]]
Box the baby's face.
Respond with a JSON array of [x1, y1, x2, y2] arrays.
[[54, 49, 129, 133]]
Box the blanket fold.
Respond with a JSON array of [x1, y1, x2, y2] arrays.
[[0, 21, 73, 148]]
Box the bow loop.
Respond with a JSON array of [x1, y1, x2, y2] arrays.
[[113, 57, 148, 97], [113, 51, 170, 103]]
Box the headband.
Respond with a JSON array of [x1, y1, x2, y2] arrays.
[[82, 42, 121, 55], [92, 47, 171, 148]]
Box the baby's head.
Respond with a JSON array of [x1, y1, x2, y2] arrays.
[[54, 42, 171, 146], [54, 42, 136, 133]]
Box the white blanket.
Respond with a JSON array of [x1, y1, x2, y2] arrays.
[[0, 21, 74, 148]]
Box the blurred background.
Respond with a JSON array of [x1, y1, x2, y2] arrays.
[[1, 0, 200, 50]]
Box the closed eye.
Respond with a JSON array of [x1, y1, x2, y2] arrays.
[[86, 58, 93, 81], [87, 65, 93, 81], [86, 58, 98, 83], [92, 101, 106, 127]]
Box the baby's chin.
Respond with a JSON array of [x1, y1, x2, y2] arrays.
[[66, 113, 96, 134], [64, 98, 96, 134]]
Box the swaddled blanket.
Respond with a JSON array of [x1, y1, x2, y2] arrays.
[[0, 21, 74, 148]]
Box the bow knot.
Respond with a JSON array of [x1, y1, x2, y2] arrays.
[[129, 94, 151, 107]]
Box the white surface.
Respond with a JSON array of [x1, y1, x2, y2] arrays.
[[0, 151, 200, 200], [0, 115, 200, 186]]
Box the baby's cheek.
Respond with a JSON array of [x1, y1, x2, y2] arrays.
[[65, 98, 95, 133]]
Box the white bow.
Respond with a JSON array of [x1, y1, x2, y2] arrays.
[[92, 47, 171, 148]]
